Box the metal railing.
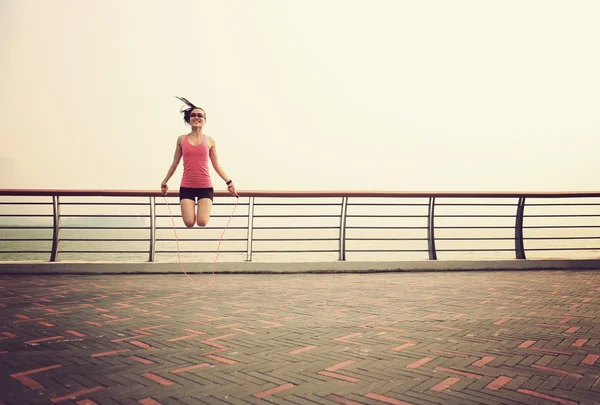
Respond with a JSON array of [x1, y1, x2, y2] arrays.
[[1, 189, 600, 262]]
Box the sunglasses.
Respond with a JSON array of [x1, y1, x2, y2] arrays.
[[190, 113, 205, 118]]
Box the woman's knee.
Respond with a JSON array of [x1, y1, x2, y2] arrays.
[[196, 216, 210, 227], [183, 217, 196, 228]]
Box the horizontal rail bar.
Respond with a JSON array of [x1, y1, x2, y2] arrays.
[[58, 251, 151, 253], [156, 226, 248, 230], [524, 214, 600, 217], [0, 226, 53, 229], [434, 226, 515, 229], [0, 202, 51, 205], [60, 202, 150, 206], [61, 239, 150, 242], [526, 247, 600, 251], [60, 215, 151, 218], [434, 215, 515, 218], [252, 226, 341, 229], [253, 238, 340, 241], [0, 214, 53, 217], [437, 248, 516, 252], [156, 238, 248, 241], [1, 239, 53, 241], [0, 251, 51, 253], [346, 237, 428, 241], [60, 226, 151, 229], [347, 249, 429, 252], [526, 203, 600, 206], [434, 203, 517, 206], [253, 215, 341, 218], [251, 250, 338, 253], [155, 202, 249, 206], [347, 226, 428, 229], [347, 203, 429, 206], [155, 215, 246, 219], [524, 236, 600, 240], [156, 250, 248, 253], [347, 215, 429, 218], [524, 225, 600, 228], [3, 189, 600, 198], [436, 237, 513, 241], [254, 203, 342, 206]]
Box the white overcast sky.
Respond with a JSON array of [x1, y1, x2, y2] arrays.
[[1, 0, 598, 192]]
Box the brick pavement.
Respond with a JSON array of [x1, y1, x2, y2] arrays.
[[0, 270, 599, 405]]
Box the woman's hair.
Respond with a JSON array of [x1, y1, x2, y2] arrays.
[[176, 96, 206, 125]]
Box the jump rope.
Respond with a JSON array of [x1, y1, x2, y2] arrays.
[[163, 192, 239, 283]]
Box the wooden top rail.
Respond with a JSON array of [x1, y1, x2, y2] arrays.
[[1, 189, 600, 198]]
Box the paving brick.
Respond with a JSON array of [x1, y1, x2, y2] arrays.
[[483, 386, 555, 405], [547, 354, 571, 368], [219, 397, 253, 405], [574, 374, 598, 391], [499, 355, 526, 367], [462, 388, 522, 405], [557, 374, 584, 390], [516, 354, 542, 367], [537, 374, 566, 390]]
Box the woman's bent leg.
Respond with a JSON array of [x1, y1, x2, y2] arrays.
[[180, 198, 196, 228], [196, 198, 213, 227]]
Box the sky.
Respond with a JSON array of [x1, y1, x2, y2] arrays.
[[1, 0, 599, 193]]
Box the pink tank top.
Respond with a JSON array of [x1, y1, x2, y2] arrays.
[[180, 134, 213, 188]]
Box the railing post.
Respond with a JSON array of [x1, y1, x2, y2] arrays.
[[427, 197, 437, 260], [246, 197, 254, 261], [149, 196, 156, 262], [50, 195, 61, 262], [515, 197, 526, 259], [338, 197, 348, 261]]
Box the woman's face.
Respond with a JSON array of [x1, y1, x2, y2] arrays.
[[189, 108, 206, 128]]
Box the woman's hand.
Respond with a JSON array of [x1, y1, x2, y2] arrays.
[[161, 182, 168, 196], [227, 181, 237, 196]]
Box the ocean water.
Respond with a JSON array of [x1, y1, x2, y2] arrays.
[[1, 227, 599, 263]]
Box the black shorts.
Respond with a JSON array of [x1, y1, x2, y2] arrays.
[[179, 187, 214, 202]]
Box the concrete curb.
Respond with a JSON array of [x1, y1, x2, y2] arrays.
[[0, 259, 599, 275]]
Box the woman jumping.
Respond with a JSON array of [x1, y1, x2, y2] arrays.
[[161, 97, 237, 228]]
